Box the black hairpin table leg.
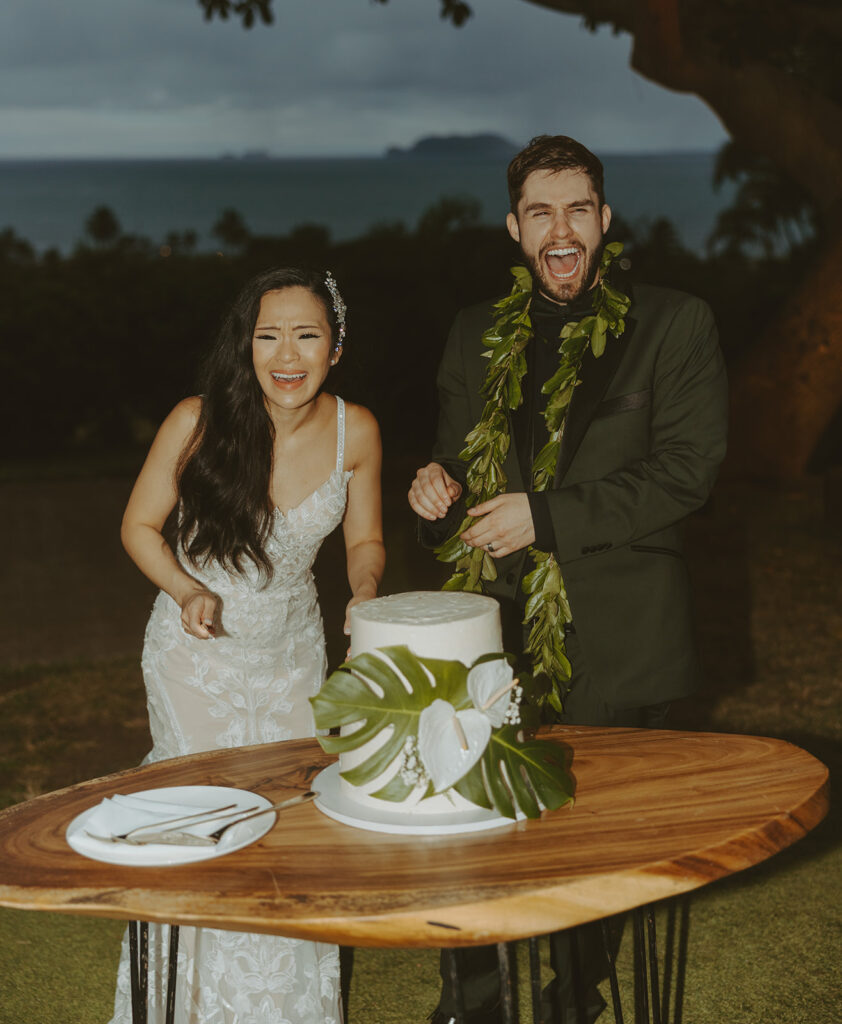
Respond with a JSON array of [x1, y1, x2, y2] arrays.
[[633, 908, 650, 1023], [601, 918, 625, 1024], [128, 920, 148, 1024], [646, 908, 662, 1024], [674, 898, 691, 1024], [661, 902, 677, 1022], [127, 920, 180, 1024], [165, 924, 180, 1024]]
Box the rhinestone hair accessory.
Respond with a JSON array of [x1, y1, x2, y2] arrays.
[[324, 271, 347, 347]]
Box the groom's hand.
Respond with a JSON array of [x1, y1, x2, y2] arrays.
[[461, 493, 535, 557], [409, 462, 462, 520]]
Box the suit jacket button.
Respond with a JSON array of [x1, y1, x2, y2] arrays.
[[506, 571, 516, 584]]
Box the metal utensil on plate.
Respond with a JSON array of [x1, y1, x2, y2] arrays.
[[85, 790, 317, 847], [117, 802, 241, 841]]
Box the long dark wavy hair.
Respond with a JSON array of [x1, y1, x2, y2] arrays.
[[176, 267, 341, 579]]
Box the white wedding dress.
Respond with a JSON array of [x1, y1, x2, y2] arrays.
[[109, 397, 352, 1024]]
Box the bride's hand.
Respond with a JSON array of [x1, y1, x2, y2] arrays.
[[180, 588, 221, 639], [343, 592, 371, 638]]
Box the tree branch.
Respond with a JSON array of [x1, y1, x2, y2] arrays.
[[520, 0, 633, 33]]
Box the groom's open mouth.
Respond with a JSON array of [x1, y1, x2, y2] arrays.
[[545, 246, 581, 280]]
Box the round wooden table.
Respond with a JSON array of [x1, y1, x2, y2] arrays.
[[0, 726, 828, 948]]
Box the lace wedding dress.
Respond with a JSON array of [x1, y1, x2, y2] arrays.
[[109, 396, 352, 1024]]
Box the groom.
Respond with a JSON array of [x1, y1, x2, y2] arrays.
[[409, 135, 728, 1023]]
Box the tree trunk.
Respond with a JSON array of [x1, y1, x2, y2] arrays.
[[725, 235, 842, 480]]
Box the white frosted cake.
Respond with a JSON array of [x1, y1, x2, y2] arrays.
[[349, 590, 501, 664], [341, 591, 503, 816]]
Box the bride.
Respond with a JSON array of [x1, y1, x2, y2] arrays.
[[113, 267, 384, 1023]]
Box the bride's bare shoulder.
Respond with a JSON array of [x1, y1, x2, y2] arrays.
[[341, 400, 381, 466], [343, 399, 380, 440], [153, 396, 202, 453], [171, 395, 203, 425]]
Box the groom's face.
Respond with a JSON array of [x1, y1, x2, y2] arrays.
[[506, 168, 611, 304]]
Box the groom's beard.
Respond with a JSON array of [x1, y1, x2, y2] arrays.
[[524, 236, 606, 305]]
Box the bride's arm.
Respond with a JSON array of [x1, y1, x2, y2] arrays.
[[341, 404, 386, 634], [121, 396, 220, 639]]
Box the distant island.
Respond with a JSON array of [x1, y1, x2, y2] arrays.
[[385, 133, 519, 160], [219, 149, 273, 161]]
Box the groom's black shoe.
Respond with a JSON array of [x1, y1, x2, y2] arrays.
[[427, 1002, 503, 1024]]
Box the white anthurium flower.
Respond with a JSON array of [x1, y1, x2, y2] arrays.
[[417, 698, 492, 793], [467, 659, 516, 728]]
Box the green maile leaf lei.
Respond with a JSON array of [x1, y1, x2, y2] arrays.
[[435, 242, 631, 712]]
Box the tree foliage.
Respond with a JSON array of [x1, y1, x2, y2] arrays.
[[199, 0, 274, 29], [85, 206, 122, 246], [1, 197, 811, 464], [212, 208, 251, 250], [708, 142, 819, 260], [198, 0, 472, 28]]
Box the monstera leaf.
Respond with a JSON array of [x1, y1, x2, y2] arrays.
[[453, 726, 573, 820], [311, 646, 573, 816], [311, 645, 470, 801]]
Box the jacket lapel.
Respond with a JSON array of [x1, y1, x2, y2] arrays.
[[553, 311, 637, 487]]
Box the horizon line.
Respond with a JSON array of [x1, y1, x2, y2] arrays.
[[0, 147, 721, 163]]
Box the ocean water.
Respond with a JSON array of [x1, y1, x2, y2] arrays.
[[0, 152, 733, 254]]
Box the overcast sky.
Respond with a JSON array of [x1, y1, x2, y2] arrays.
[[0, 0, 728, 158]]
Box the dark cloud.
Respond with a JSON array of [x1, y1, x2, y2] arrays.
[[0, 0, 727, 155]]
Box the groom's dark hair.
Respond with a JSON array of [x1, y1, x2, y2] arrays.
[[507, 135, 605, 212]]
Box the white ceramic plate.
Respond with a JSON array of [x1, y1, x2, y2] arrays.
[[66, 785, 275, 866]]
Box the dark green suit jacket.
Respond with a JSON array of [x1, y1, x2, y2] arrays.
[[425, 284, 728, 708]]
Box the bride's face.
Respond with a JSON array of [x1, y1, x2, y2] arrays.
[[251, 286, 338, 416]]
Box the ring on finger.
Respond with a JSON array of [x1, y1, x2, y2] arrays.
[[487, 542, 495, 553]]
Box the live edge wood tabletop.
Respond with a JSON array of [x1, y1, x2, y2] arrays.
[[0, 727, 829, 949]]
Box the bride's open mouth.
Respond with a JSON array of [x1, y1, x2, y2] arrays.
[[545, 246, 581, 280]]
